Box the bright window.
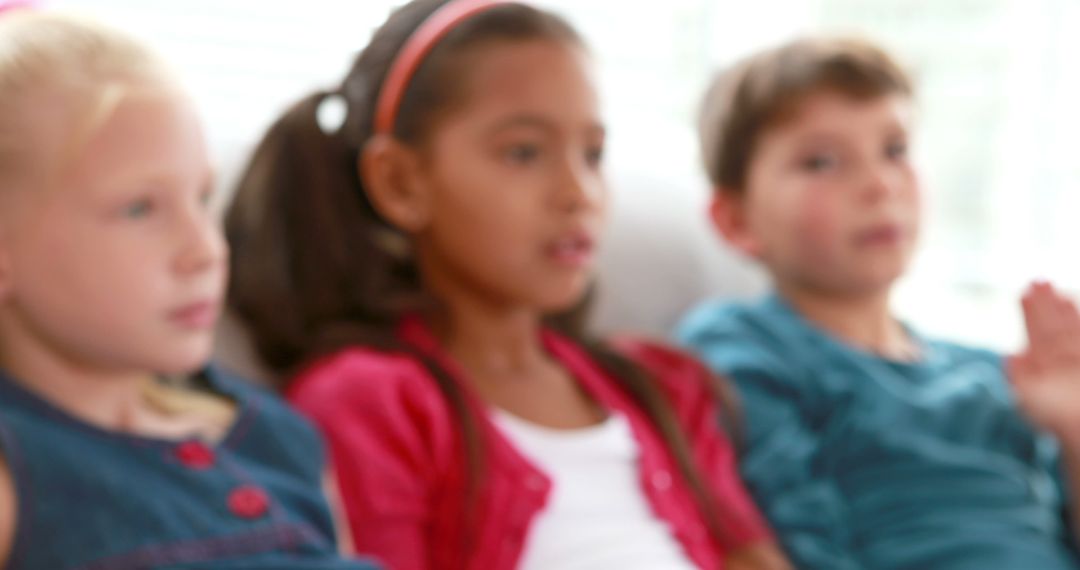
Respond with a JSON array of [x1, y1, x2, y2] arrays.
[[52, 0, 1080, 350]]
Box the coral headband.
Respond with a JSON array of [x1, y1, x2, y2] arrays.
[[373, 0, 513, 135]]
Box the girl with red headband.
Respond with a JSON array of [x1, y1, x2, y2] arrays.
[[226, 1, 790, 568]]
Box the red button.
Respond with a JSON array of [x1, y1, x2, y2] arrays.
[[228, 485, 270, 519], [175, 441, 215, 470]]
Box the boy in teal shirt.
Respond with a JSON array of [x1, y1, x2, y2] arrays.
[[678, 36, 1080, 569]]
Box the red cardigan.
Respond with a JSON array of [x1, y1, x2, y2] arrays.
[[287, 318, 771, 569]]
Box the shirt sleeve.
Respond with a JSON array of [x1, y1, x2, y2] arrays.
[[1047, 439, 1080, 560], [678, 317, 864, 570], [288, 351, 454, 570]]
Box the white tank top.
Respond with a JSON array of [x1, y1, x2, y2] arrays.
[[493, 410, 698, 570]]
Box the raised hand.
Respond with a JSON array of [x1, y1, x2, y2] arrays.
[[1008, 282, 1080, 438]]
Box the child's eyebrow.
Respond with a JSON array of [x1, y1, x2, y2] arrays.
[[789, 129, 856, 145], [485, 114, 557, 135], [484, 114, 605, 136]]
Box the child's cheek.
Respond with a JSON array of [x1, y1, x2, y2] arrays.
[[791, 187, 841, 264]]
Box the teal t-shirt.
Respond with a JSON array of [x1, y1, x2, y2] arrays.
[[677, 293, 1077, 570]]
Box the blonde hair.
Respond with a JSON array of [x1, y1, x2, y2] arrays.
[[0, 10, 174, 182], [699, 36, 913, 194]]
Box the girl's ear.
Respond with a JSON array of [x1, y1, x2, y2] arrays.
[[360, 135, 434, 233], [709, 190, 764, 258]]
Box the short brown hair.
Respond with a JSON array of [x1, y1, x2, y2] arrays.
[[699, 36, 913, 194]]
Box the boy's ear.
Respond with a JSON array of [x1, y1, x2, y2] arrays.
[[709, 189, 763, 259], [359, 135, 433, 233]]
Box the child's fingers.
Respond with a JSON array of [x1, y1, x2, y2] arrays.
[[1051, 288, 1080, 334], [1036, 285, 1080, 362], [1022, 284, 1058, 348], [1023, 282, 1076, 355]]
